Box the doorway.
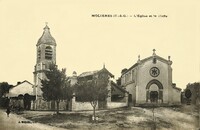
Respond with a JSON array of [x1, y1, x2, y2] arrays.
[[150, 91, 158, 103], [146, 79, 163, 103], [128, 94, 133, 106]]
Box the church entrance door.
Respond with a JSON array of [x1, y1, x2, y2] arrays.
[[146, 79, 163, 103], [150, 91, 158, 103]]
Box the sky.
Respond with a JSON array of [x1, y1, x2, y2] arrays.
[[0, 0, 200, 89]]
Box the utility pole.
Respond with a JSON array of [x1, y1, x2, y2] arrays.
[[150, 91, 158, 130], [152, 103, 157, 130]]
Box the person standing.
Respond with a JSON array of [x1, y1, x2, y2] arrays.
[[6, 106, 11, 117]]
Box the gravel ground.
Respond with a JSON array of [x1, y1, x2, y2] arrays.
[[6, 105, 200, 130]]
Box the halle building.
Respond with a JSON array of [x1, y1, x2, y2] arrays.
[[120, 50, 181, 106]]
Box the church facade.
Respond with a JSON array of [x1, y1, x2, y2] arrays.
[[121, 50, 181, 106]]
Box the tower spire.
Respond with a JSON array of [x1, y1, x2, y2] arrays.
[[37, 22, 56, 46]]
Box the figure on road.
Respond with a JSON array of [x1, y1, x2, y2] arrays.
[[6, 106, 11, 117]]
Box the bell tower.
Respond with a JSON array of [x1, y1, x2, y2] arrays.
[[33, 23, 57, 98]]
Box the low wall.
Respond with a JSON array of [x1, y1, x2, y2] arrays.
[[72, 101, 96, 111], [31, 99, 68, 110], [73, 102, 128, 110], [107, 102, 127, 109]]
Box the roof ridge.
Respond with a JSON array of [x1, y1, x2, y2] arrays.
[[14, 80, 33, 87], [123, 55, 170, 74]]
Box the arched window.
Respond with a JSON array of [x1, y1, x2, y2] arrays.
[[45, 46, 53, 60], [37, 47, 41, 60]]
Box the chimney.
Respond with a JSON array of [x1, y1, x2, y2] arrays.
[[17, 82, 21, 85]]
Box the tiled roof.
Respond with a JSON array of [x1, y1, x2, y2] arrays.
[[79, 70, 99, 77], [111, 81, 128, 93], [14, 80, 33, 87], [7, 80, 34, 97], [78, 68, 114, 78]]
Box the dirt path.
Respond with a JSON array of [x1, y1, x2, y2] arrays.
[[1, 107, 198, 130], [0, 109, 67, 130]]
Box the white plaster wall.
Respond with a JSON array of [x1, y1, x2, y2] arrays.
[[70, 77, 78, 86], [126, 83, 136, 103], [172, 89, 181, 104], [137, 59, 171, 104], [73, 101, 96, 111], [8, 82, 33, 97], [107, 102, 127, 109]]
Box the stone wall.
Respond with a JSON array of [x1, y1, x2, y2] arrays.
[[72, 101, 96, 111], [32, 98, 69, 111]]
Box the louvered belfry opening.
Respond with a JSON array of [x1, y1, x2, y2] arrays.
[[45, 46, 53, 60]]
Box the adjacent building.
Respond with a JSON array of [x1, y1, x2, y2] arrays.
[[7, 80, 34, 110], [69, 66, 128, 111], [120, 49, 181, 106], [7, 80, 34, 98]]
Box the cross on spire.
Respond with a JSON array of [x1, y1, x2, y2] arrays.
[[153, 49, 156, 55], [168, 56, 171, 61], [44, 22, 50, 30]]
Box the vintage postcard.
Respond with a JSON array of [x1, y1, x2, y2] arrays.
[[0, 0, 200, 130]]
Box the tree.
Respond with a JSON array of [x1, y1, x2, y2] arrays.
[[0, 82, 12, 98], [24, 93, 31, 110], [75, 71, 109, 120], [41, 64, 72, 114], [0, 82, 13, 108], [186, 82, 200, 105]]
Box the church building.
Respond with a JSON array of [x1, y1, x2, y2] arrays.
[[32, 24, 181, 110], [121, 50, 181, 106]]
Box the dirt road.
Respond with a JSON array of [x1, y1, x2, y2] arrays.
[[0, 106, 198, 130], [0, 109, 66, 130]]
